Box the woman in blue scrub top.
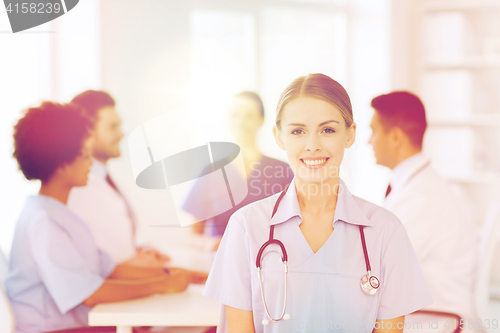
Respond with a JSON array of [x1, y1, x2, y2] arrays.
[[202, 74, 432, 333], [185, 91, 293, 240], [5, 102, 206, 333]]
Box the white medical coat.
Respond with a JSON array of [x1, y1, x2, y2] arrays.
[[384, 153, 477, 320], [68, 159, 136, 263]]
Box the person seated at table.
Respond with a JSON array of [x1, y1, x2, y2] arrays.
[[368, 91, 477, 327], [183, 91, 293, 249], [68, 90, 168, 267], [5, 102, 206, 333]]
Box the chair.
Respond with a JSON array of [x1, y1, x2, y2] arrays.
[[0, 249, 15, 333], [474, 198, 500, 332]]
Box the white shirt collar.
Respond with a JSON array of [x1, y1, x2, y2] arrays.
[[390, 152, 430, 192], [269, 177, 373, 227], [90, 158, 108, 179]]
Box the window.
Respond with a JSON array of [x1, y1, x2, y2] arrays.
[[190, 1, 348, 158]]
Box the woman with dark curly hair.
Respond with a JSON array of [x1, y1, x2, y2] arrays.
[[5, 102, 205, 333]]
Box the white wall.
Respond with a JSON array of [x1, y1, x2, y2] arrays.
[[0, 0, 101, 255], [343, 0, 391, 203]]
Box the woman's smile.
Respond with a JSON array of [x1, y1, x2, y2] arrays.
[[300, 157, 330, 169]]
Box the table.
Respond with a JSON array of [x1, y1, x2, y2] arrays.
[[88, 247, 220, 333]]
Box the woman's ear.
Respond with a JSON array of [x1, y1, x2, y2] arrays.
[[345, 122, 356, 148], [273, 126, 285, 151]]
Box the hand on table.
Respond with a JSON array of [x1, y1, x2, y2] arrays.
[[159, 267, 191, 293], [138, 246, 171, 263], [192, 220, 207, 235], [125, 247, 171, 269], [159, 267, 208, 294], [188, 269, 209, 284]]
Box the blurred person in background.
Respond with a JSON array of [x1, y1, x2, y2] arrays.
[[183, 91, 293, 250], [5, 102, 204, 333], [368, 91, 477, 328], [68, 90, 169, 267]]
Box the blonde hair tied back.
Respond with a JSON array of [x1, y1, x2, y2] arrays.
[[275, 73, 353, 130]]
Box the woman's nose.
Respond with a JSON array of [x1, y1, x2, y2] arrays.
[[305, 133, 321, 151]]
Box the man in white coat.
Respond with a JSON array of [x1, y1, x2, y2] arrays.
[[68, 90, 169, 266], [369, 91, 477, 329]]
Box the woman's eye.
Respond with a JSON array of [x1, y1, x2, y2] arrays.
[[291, 129, 304, 135], [323, 128, 335, 134]]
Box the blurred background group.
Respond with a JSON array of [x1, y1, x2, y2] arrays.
[[1, 0, 500, 329]]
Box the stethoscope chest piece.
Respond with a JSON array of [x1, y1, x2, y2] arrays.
[[360, 271, 379, 296]]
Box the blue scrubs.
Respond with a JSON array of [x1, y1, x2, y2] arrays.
[[203, 178, 432, 332], [4, 195, 116, 333]]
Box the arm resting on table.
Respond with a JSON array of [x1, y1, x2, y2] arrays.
[[83, 269, 190, 307], [107, 261, 166, 280]]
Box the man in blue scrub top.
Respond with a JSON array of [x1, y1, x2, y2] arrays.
[[5, 102, 205, 333]]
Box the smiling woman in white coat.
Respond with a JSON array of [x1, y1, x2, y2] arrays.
[[203, 74, 432, 333]]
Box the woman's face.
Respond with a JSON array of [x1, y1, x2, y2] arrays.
[[273, 97, 355, 185], [229, 97, 264, 145]]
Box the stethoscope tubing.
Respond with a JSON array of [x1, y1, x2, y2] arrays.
[[256, 231, 288, 268], [256, 186, 290, 324], [359, 225, 371, 272], [256, 182, 380, 325], [257, 262, 288, 324]]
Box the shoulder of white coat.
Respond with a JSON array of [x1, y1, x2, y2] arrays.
[[402, 168, 468, 212], [407, 167, 452, 196]]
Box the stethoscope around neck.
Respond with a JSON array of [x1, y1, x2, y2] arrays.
[[255, 184, 380, 326]]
